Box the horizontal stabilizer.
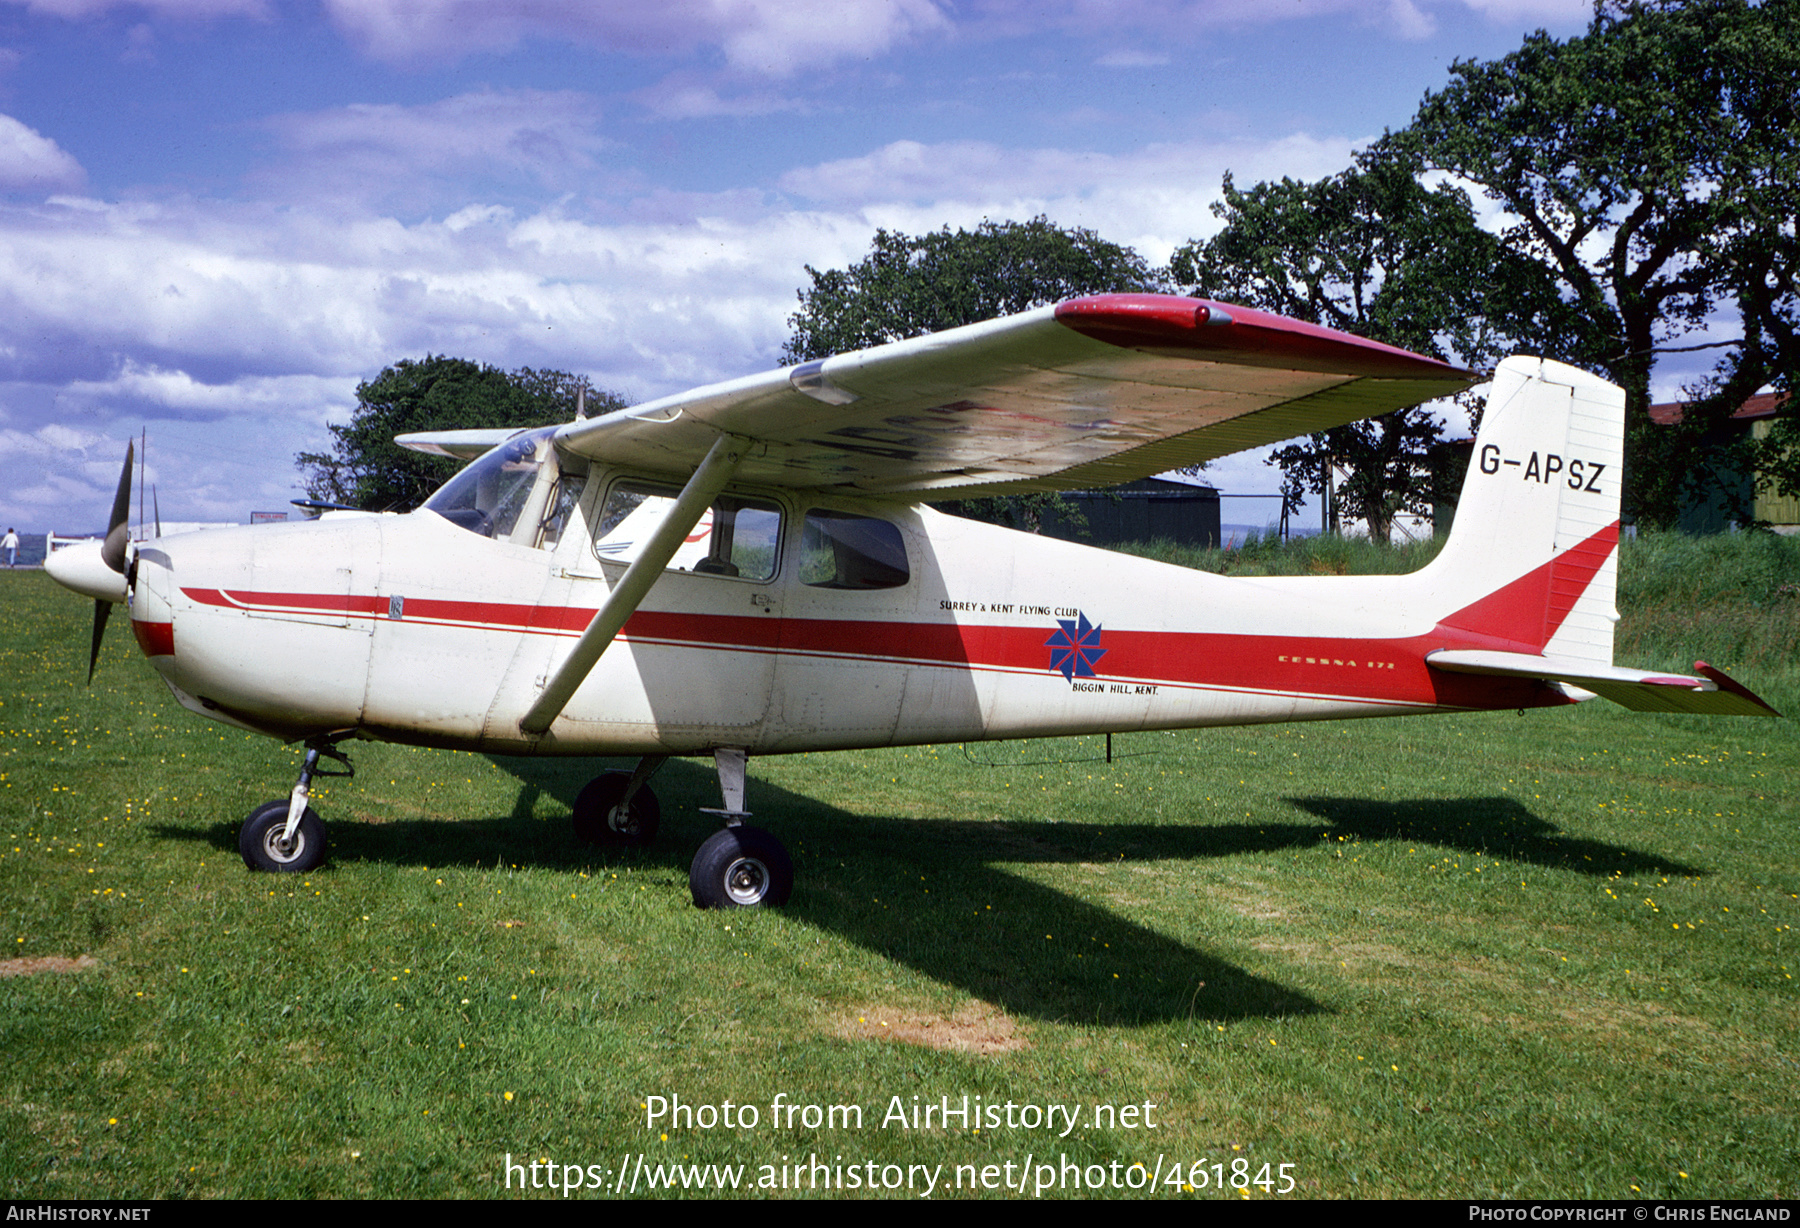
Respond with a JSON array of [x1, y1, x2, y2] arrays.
[[1426, 650, 1780, 717]]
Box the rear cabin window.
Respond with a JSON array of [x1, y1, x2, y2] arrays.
[[799, 510, 909, 590], [593, 481, 780, 582]]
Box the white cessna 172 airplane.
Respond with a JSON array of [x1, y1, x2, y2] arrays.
[[46, 294, 1777, 908]]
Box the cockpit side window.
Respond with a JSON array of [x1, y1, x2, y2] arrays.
[[423, 427, 564, 545], [799, 510, 909, 589], [535, 470, 587, 550], [593, 480, 780, 582]]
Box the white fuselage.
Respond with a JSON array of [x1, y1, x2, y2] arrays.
[[122, 467, 1560, 758]]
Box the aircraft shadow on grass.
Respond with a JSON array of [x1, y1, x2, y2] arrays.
[[166, 758, 1702, 1027], [1282, 796, 1707, 878]]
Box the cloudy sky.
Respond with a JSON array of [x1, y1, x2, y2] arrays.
[[0, 0, 1598, 534]]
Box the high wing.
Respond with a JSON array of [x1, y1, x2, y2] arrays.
[[394, 427, 529, 459], [551, 294, 1474, 497], [507, 293, 1471, 735]]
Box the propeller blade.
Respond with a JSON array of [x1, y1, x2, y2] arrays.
[[87, 597, 111, 684], [153, 486, 162, 538], [100, 442, 134, 575]]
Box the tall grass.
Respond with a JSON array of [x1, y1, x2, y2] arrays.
[[1115, 530, 1446, 577], [1613, 532, 1800, 688]]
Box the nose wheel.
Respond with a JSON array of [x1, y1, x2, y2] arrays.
[[239, 736, 350, 873], [240, 799, 328, 872]]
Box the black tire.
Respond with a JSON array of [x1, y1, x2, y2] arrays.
[[239, 799, 328, 873], [689, 826, 792, 909], [572, 772, 660, 847]]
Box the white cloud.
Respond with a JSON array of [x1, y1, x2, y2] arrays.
[[779, 134, 1362, 262], [0, 113, 84, 192], [714, 0, 949, 76], [632, 77, 805, 120], [318, 0, 950, 75], [1448, 0, 1592, 23], [58, 363, 354, 420], [0, 130, 1365, 399], [0, 0, 266, 16], [984, 0, 1589, 38], [1387, 0, 1436, 40], [0, 125, 1377, 527], [0, 187, 879, 524], [1095, 50, 1170, 68], [258, 90, 611, 208]]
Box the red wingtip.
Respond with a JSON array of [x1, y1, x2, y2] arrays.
[[1694, 662, 1782, 717], [1054, 293, 1472, 381]]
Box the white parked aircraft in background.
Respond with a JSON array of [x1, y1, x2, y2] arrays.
[[46, 295, 1777, 908]]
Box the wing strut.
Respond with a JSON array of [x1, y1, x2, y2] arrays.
[[519, 433, 748, 736]]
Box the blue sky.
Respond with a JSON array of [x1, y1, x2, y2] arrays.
[[0, 0, 1599, 533]]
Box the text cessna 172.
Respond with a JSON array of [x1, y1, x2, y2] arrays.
[[47, 294, 1778, 908]]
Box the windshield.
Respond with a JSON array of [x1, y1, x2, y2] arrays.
[[422, 427, 560, 541]]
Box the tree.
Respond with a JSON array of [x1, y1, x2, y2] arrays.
[[1169, 148, 1592, 541], [784, 216, 1161, 364], [785, 217, 1163, 530], [297, 358, 625, 511], [1663, 0, 1800, 521], [1398, 0, 1800, 527]]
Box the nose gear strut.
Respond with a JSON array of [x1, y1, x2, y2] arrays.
[[240, 733, 354, 873]]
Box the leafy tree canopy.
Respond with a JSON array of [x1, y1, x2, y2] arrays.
[[783, 217, 1162, 364], [297, 357, 625, 512], [1398, 0, 1800, 527], [1172, 0, 1800, 532], [785, 218, 1165, 530], [1169, 146, 1595, 541]]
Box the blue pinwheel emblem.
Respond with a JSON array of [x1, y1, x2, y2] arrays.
[[1046, 612, 1106, 681]]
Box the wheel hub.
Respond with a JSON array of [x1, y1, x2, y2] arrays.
[[724, 856, 768, 905], [264, 829, 302, 862]]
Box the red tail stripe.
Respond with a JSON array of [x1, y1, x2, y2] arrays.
[[1436, 520, 1619, 650]]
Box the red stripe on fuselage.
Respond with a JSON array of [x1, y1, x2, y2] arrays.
[[175, 520, 1618, 712], [178, 584, 1566, 711]]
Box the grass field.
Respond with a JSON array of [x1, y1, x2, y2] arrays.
[[1, 534, 1796, 1200]]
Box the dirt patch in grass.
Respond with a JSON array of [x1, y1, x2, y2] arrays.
[[0, 954, 97, 977], [1252, 938, 1419, 968], [839, 1000, 1029, 1053]]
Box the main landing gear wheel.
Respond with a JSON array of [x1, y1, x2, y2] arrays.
[[572, 772, 661, 847], [239, 800, 329, 873], [689, 826, 792, 909]]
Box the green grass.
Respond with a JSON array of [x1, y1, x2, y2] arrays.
[[1, 537, 1795, 1199]]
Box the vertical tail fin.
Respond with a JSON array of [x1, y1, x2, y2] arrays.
[[1424, 357, 1625, 661]]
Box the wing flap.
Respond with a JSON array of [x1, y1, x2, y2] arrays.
[[555, 294, 1472, 494], [1426, 649, 1780, 717]]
